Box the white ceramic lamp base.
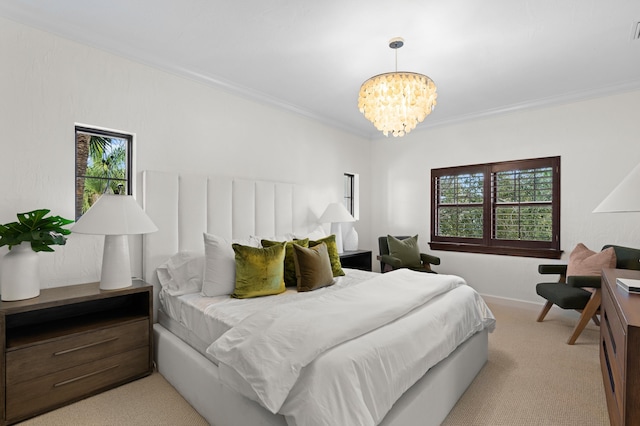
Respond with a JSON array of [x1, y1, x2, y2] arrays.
[[343, 226, 359, 251], [100, 235, 133, 290], [331, 222, 344, 254]]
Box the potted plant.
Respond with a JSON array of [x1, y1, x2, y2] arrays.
[[0, 209, 73, 301]]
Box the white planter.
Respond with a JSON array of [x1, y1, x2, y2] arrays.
[[1, 242, 40, 301]]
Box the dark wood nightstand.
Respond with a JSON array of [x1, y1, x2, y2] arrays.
[[339, 250, 373, 271], [0, 280, 152, 425]]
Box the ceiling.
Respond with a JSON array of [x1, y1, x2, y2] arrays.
[[2, 0, 640, 139]]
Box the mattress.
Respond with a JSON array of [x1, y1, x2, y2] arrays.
[[158, 268, 379, 358]]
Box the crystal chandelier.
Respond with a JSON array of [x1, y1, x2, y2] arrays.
[[358, 37, 437, 137]]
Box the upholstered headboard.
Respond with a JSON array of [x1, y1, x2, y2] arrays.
[[141, 170, 312, 311]]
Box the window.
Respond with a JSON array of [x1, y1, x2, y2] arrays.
[[430, 156, 560, 258], [75, 126, 132, 220], [344, 173, 354, 215], [343, 173, 359, 220]]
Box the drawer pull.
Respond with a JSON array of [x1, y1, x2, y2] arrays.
[[53, 337, 119, 356], [602, 340, 615, 396], [53, 364, 119, 387]]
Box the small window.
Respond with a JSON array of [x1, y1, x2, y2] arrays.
[[430, 156, 560, 258], [75, 126, 132, 220], [344, 173, 359, 220], [344, 173, 355, 215]]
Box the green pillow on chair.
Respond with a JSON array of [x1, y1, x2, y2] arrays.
[[387, 235, 422, 269]]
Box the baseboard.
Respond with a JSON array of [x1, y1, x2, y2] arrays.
[[480, 293, 583, 320], [480, 294, 543, 311]]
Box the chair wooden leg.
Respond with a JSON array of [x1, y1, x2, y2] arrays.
[[591, 314, 600, 327], [537, 301, 554, 322], [567, 289, 601, 345]]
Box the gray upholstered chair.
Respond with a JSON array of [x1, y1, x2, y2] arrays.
[[377, 235, 440, 273], [536, 244, 640, 344]]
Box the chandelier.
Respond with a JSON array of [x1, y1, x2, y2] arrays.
[[358, 37, 437, 137]]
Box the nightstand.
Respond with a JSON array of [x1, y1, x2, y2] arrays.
[[340, 250, 373, 271], [0, 280, 152, 425]]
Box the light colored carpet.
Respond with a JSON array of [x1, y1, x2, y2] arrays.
[[19, 372, 208, 426], [19, 301, 608, 425], [442, 301, 608, 425]]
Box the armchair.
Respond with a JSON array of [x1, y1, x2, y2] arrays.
[[377, 235, 440, 273], [536, 244, 640, 344]]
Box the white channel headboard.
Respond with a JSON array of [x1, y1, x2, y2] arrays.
[[141, 170, 312, 292]]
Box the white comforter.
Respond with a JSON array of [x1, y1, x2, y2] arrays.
[[207, 269, 495, 426]]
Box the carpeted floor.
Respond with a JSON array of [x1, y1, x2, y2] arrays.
[[442, 300, 608, 426], [19, 301, 608, 425]]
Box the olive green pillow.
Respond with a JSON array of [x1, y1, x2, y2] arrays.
[[261, 238, 309, 287], [309, 234, 345, 277], [292, 243, 335, 292], [232, 242, 286, 299], [387, 235, 422, 269]]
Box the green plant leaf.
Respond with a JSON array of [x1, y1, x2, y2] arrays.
[[0, 209, 73, 252]]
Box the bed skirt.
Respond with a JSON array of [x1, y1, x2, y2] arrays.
[[153, 323, 488, 426]]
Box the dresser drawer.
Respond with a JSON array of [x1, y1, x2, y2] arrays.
[[6, 346, 149, 422], [6, 319, 149, 385], [602, 288, 626, 375]]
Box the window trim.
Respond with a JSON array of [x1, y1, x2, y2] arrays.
[[430, 156, 561, 259]]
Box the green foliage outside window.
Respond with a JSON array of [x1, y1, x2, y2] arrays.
[[75, 127, 131, 220], [436, 166, 554, 242], [437, 173, 484, 238]]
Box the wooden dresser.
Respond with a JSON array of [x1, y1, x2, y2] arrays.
[[600, 268, 640, 426], [0, 280, 152, 425]]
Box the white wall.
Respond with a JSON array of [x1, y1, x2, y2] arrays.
[[0, 17, 371, 288], [4, 15, 638, 304], [371, 89, 640, 305]]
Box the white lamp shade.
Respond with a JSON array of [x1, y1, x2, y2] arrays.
[[319, 202, 355, 223], [72, 194, 157, 290], [319, 203, 355, 254], [72, 194, 158, 235], [593, 163, 640, 213]]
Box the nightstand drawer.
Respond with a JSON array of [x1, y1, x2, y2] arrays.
[[6, 346, 149, 422], [6, 319, 149, 385]]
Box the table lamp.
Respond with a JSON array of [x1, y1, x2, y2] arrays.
[[72, 194, 158, 290], [593, 162, 640, 290], [319, 202, 355, 253], [593, 162, 640, 213]]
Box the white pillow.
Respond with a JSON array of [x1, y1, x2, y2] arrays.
[[252, 234, 293, 246], [202, 233, 237, 297], [156, 251, 204, 296], [233, 235, 261, 248], [294, 226, 327, 241]]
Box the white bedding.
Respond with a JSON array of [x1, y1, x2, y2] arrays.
[[205, 269, 495, 426], [159, 268, 380, 346]]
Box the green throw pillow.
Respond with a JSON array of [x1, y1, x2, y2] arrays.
[[232, 242, 286, 298], [292, 242, 335, 292], [387, 235, 422, 269], [309, 234, 345, 277], [261, 238, 309, 287]]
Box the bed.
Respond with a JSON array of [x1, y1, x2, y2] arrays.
[[141, 170, 495, 426]]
